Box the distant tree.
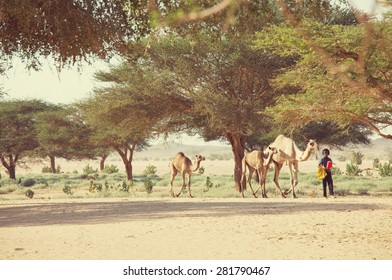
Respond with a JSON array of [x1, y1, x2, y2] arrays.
[[78, 89, 152, 181], [0, 99, 51, 179], [34, 106, 110, 173]]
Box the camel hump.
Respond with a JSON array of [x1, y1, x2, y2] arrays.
[[176, 152, 185, 157]]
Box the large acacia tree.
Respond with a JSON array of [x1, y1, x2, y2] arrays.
[[253, 1, 392, 140]]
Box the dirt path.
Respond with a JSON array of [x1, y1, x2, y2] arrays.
[[1, 196, 391, 260]]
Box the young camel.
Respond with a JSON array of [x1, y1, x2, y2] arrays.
[[268, 135, 319, 198], [241, 146, 277, 198], [169, 152, 205, 198]]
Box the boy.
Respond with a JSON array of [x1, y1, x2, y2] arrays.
[[319, 148, 335, 198]]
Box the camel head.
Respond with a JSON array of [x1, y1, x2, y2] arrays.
[[195, 155, 206, 163], [191, 155, 205, 172], [302, 139, 319, 160], [263, 146, 278, 166]]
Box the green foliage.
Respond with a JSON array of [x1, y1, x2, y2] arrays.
[[351, 151, 364, 165], [346, 163, 362, 176], [21, 178, 36, 188], [83, 164, 98, 175], [63, 184, 73, 195], [0, 1, 150, 70], [373, 158, 380, 169], [89, 181, 103, 192], [379, 163, 392, 177], [253, 19, 392, 141], [198, 166, 205, 175], [42, 165, 62, 174], [144, 179, 154, 194], [331, 166, 342, 175], [143, 165, 157, 176], [24, 189, 34, 199], [203, 176, 222, 193], [0, 100, 53, 179], [103, 164, 119, 174]]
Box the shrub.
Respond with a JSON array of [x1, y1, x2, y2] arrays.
[[346, 163, 362, 176], [21, 178, 36, 187], [143, 164, 157, 176], [144, 179, 154, 193], [199, 166, 205, 175], [379, 162, 392, 177], [42, 166, 52, 173], [63, 184, 73, 195], [331, 166, 342, 175], [373, 158, 380, 169], [121, 180, 130, 192], [351, 151, 364, 165], [42, 165, 61, 174], [25, 189, 34, 198], [83, 164, 98, 174], [103, 164, 119, 174]]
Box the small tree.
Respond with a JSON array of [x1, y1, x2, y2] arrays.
[[351, 151, 364, 165], [0, 99, 51, 179]]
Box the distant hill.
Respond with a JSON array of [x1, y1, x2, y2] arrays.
[[133, 141, 232, 161], [108, 138, 390, 162]]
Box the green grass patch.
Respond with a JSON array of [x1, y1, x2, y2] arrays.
[[1, 170, 391, 200]]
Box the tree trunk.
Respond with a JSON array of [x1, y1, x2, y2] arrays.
[[49, 155, 56, 173], [99, 154, 108, 171], [226, 133, 246, 192], [113, 143, 135, 181], [1, 155, 17, 180]]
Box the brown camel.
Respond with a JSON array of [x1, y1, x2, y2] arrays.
[[169, 152, 205, 198], [268, 135, 319, 198], [241, 146, 277, 198]]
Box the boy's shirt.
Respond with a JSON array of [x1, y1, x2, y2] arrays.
[[319, 156, 333, 173]]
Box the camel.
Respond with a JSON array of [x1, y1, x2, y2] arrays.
[[169, 152, 205, 198], [241, 146, 277, 198], [268, 135, 319, 198]]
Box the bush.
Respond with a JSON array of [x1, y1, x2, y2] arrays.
[[83, 164, 98, 174], [25, 189, 34, 198], [346, 163, 362, 176], [21, 178, 36, 187], [42, 165, 61, 174], [144, 179, 154, 193], [331, 166, 342, 175], [63, 184, 73, 195], [373, 158, 380, 169], [103, 164, 119, 174], [351, 151, 364, 165], [379, 162, 392, 177], [199, 166, 205, 175], [143, 164, 157, 176]]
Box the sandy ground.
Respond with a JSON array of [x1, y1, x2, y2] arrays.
[[1, 196, 392, 260]]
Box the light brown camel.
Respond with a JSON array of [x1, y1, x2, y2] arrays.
[[169, 152, 205, 198], [268, 135, 319, 198], [241, 146, 277, 198]]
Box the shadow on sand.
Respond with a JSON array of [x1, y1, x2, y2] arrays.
[[0, 198, 387, 228]]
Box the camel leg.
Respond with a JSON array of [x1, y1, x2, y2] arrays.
[[240, 163, 247, 198], [169, 169, 178, 197], [284, 161, 298, 198], [259, 168, 268, 198], [247, 168, 258, 198], [187, 174, 193, 198], [273, 162, 286, 198], [176, 172, 186, 197]]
